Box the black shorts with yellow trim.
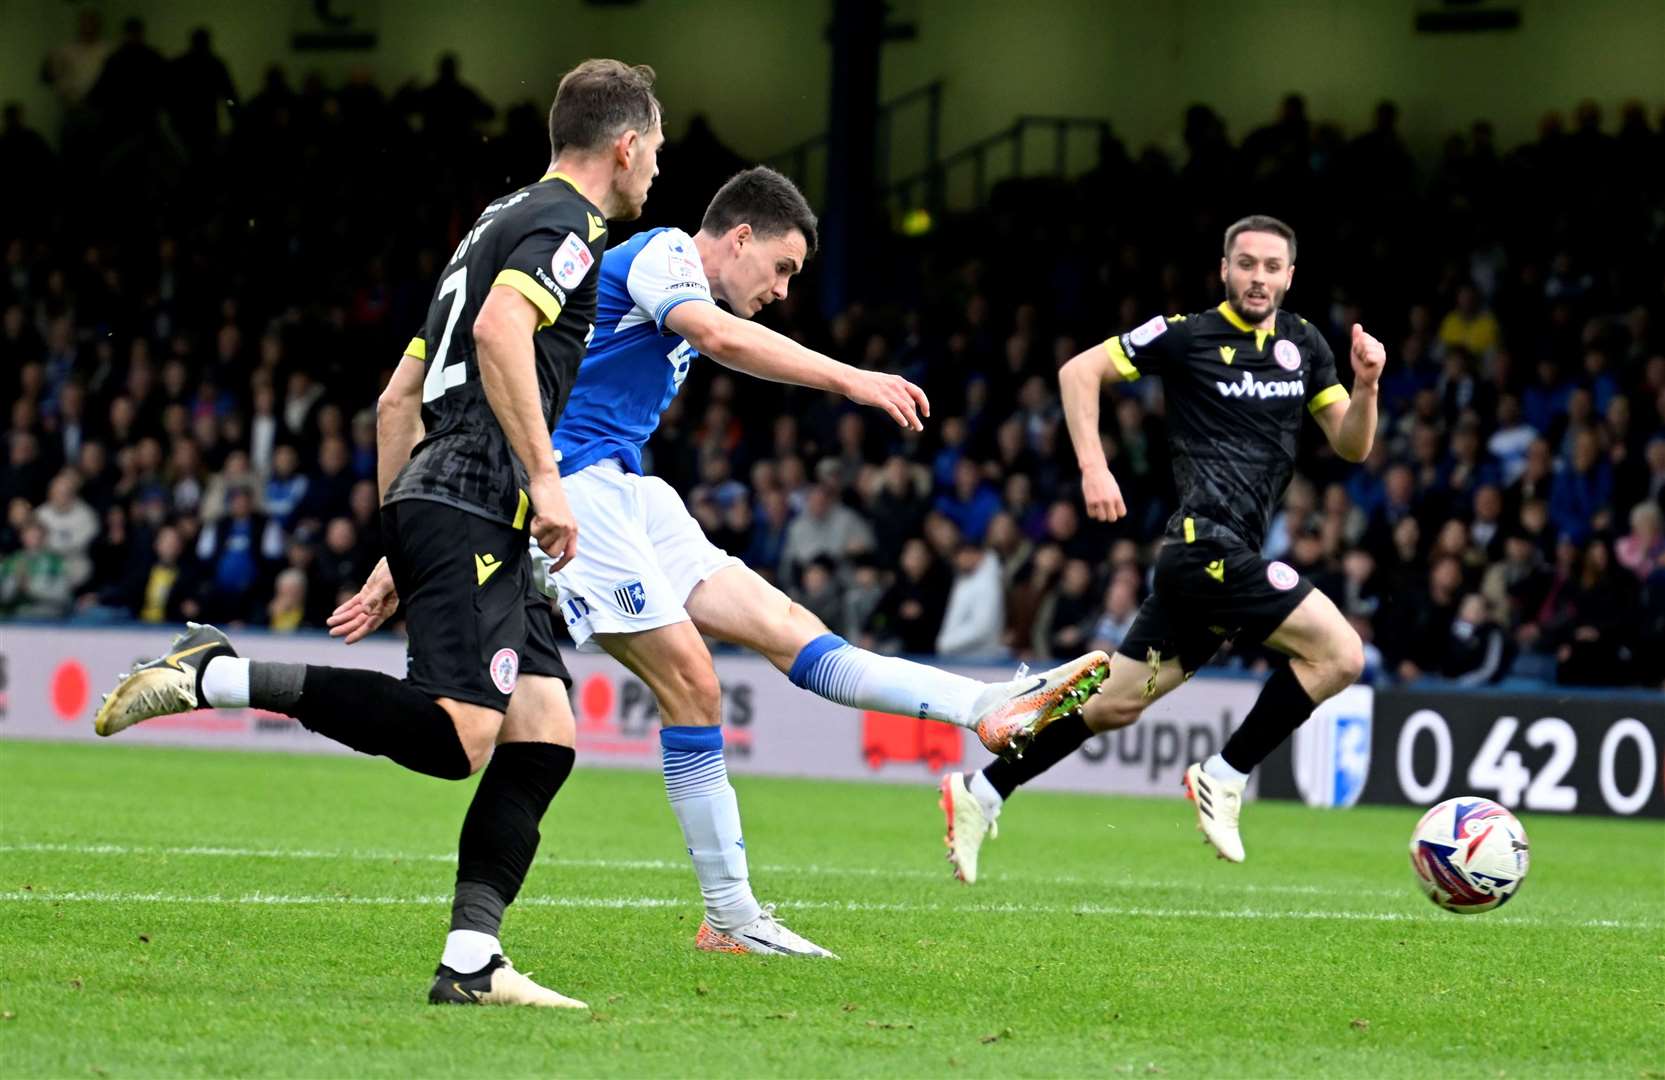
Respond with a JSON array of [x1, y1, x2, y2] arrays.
[[382, 499, 569, 712], [1117, 527, 1314, 675]]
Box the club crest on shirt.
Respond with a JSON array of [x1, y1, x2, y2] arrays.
[[489, 647, 520, 694], [612, 579, 648, 616], [1273, 339, 1302, 371], [1267, 561, 1300, 591]]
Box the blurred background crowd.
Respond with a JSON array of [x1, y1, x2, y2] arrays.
[[4, 14, 1663, 688]]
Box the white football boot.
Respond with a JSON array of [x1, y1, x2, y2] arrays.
[[967, 651, 1109, 758], [1183, 762, 1246, 863], [695, 904, 837, 958], [428, 955, 587, 1008], [94, 622, 235, 736], [939, 771, 998, 884]]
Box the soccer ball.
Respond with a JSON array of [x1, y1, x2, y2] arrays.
[[1408, 796, 1530, 914]]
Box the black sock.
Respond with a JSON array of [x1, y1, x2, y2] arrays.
[[1221, 664, 1317, 774], [980, 713, 1094, 800], [453, 742, 576, 931], [256, 663, 473, 780]]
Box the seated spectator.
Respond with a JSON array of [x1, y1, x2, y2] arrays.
[[261, 444, 307, 526], [0, 517, 73, 618], [266, 567, 309, 632], [1087, 570, 1141, 655], [1487, 393, 1538, 485], [1548, 429, 1613, 544], [864, 538, 947, 655], [935, 542, 1005, 658], [195, 485, 280, 621], [1444, 593, 1512, 685], [1436, 284, 1500, 358], [1003, 542, 1064, 658], [790, 556, 844, 635], [1554, 540, 1634, 685], [1033, 557, 1098, 660], [745, 489, 791, 582], [1616, 501, 1664, 579], [840, 557, 887, 642], [1481, 532, 1551, 632], [779, 474, 874, 582], [34, 469, 98, 588], [934, 457, 1003, 544]]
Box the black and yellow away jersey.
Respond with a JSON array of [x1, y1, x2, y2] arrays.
[[1104, 302, 1349, 550], [383, 171, 609, 527]]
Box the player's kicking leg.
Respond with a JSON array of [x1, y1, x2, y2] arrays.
[[683, 565, 1109, 759]]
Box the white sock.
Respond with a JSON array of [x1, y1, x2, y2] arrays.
[[660, 727, 760, 931], [200, 656, 250, 708], [967, 769, 1004, 817], [789, 637, 983, 728], [440, 929, 500, 974], [1203, 752, 1250, 785]]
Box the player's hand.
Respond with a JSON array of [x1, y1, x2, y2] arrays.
[[327, 557, 399, 644], [846, 370, 929, 431], [529, 472, 579, 572], [1350, 324, 1386, 389], [1081, 463, 1127, 523]]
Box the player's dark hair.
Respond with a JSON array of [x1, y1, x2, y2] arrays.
[[1224, 214, 1297, 262], [700, 167, 819, 255], [548, 59, 660, 157]]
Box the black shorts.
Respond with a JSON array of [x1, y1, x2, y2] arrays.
[[1118, 537, 1314, 675], [381, 499, 569, 711]]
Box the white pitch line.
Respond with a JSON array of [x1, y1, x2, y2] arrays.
[[0, 889, 1654, 931], [0, 842, 1404, 899]]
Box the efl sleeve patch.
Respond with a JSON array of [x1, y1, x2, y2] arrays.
[[552, 232, 596, 290], [1128, 315, 1168, 348]]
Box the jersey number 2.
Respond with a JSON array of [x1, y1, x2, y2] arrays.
[[422, 267, 469, 403]]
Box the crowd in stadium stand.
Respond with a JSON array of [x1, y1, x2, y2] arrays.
[[3, 16, 1664, 688]]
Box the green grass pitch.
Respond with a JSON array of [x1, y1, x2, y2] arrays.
[[1, 740, 1660, 1077]]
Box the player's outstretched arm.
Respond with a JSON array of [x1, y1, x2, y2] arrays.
[[1313, 323, 1385, 463], [667, 302, 928, 431], [1058, 342, 1128, 522], [475, 285, 578, 570]]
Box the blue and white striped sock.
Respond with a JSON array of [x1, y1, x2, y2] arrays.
[[788, 634, 982, 727], [660, 725, 759, 931]]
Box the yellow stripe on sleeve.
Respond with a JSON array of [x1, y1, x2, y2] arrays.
[[405, 336, 427, 360], [1103, 337, 1141, 382], [1183, 516, 1195, 544], [1308, 384, 1350, 415], [493, 269, 561, 329]]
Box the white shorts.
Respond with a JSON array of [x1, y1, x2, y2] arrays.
[[531, 459, 740, 650]]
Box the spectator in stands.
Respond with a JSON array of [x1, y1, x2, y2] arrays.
[[790, 555, 844, 634], [864, 538, 946, 655], [168, 28, 237, 156], [1086, 570, 1141, 655], [0, 518, 72, 618], [780, 472, 874, 583], [195, 485, 278, 621], [1553, 540, 1634, 685], [266, 567, 308, 632], [1437, 285, 1501, 358], [34, 469, 98, 588], [1549, 429, 1614, 544], [1444, 593, 1511, 686], [935, 542, 1005, 658], [934, 457, 1003, 544], [1617, 502, 1664, 579]]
